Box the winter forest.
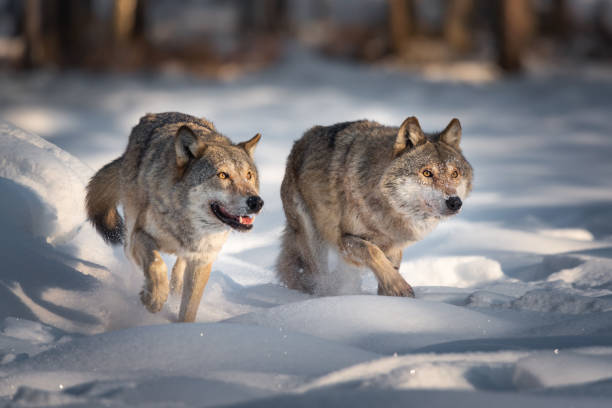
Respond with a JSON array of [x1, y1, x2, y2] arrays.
[[1, 1, 612, 407]]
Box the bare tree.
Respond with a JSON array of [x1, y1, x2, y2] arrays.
[[388, 0, 414, 55], [22, 0, 97, 68], [113, 0, 139, 43], [497, 0, 535, 72], [23, 0, 43, 68], [444, 0, 474, 53]]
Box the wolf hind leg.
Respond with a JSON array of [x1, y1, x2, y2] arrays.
[[276, 226, 323, 294], [276, 182, 326, 294], [178, 261, 212, 322], [276, 226, 304, 290], [129, 229, 169, 313]]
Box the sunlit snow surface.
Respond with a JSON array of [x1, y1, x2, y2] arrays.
[[1, 51, 612, 407]]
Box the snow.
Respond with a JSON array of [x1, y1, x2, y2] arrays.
[[1, 49, 612, 406], [0, 323, 378, 401], [398, 256, 505, 288], [0, 122, 91, 245], [514, 348, 612, 389], [228, 296, 525, 354]]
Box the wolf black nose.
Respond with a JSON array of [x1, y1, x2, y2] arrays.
[[247, 195, 264, 212], [446, 196, 462, 212]]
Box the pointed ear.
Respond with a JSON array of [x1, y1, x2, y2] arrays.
[[174, 126, 203, 167], [238, 133, 261, 158], [440, 118, 462, 148], [394, 116, 425, 156]]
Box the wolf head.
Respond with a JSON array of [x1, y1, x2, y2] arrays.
[[381, 117, 473, 220], [174, 125, 263, 233]]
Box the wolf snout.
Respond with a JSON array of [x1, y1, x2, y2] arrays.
[[247, 195, 264, 212], [446, 196, 462, 212]]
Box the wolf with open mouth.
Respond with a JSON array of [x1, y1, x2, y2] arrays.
[[86, 112, 263, 322]]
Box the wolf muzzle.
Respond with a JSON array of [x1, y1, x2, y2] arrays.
[[446, 196, 462, 212], [247, 195, 264, 213]]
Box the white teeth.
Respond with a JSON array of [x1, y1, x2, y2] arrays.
[[239, 216, 253, 225]]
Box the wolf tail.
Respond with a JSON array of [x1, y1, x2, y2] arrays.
[[86, 157, 125, 245]]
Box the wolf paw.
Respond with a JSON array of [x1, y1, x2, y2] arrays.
[[378, 281, 415, 298], [140, 281, 169, 313]]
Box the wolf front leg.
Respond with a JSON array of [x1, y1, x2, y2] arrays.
[[170, 257, 187, 296], [379, 248, 404, 295], [178, 261, 212, 322], [129, 229, 170, 313], [340, 235, 414, 298]]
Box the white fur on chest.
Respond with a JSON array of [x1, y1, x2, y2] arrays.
[[140, 206, 229, 263], [181, 230, 229, 263], [407, 216, 440, 242]]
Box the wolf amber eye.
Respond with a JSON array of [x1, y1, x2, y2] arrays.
[[218, 172, 229, 180], [451, 170, 459, 178], [422, 169, 433, 178], [246, 171, 252, 180]]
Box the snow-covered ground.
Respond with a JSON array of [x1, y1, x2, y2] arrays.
[[1, 50, 612, 407]]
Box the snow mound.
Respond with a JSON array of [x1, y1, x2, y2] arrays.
[[401, 256, 504, 288], [538, 228, 594, 242], [467, 288, 612, 314], [298, 351, 526, 393], [548, 258, 612, 291], [0, 121, 157, 334], [0, 317, 57, 344], [0, 323, 377, 400], [514, 349, 612, 389], [0, 120, 92, 245], [227, 295, 522, 354], [509, 289, 612, 314]]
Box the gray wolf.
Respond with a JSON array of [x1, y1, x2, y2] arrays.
[[86, 112, 263, 322], [276, 117, 472, 297]]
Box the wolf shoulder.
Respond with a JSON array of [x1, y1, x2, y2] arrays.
[[290, 120, 396, 169], [299, 120, 395, 149], [129, 112, 229, 147]]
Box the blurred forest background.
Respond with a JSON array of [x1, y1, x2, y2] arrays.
[[0, 0, 611, 79]]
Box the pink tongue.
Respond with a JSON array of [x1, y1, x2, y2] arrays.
[[239, 216, 253, 225]]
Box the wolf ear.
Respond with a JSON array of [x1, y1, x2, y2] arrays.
[[440, 118, 461, 148], [394, 116, 425, 156], [175, 126, 203, 167], [238, 133, 262, 158]]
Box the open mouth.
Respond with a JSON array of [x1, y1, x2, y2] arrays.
[[211, 203, 254, 231]]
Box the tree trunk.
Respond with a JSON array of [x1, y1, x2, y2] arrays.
[[22, 0, 43, 68], [113, 0, 139, 44], [497, 0, 535, 72], [444, 0, 474, 53], [388, 0, 413, 55], [57, 0, 94, 67], [22, 0, 96, 68]]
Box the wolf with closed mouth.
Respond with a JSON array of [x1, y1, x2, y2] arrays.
[[86, 112, 263, 322], [276, 117, 472, 297]]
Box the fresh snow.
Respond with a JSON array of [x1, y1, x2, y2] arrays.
[[0, 50, 612, 407]]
